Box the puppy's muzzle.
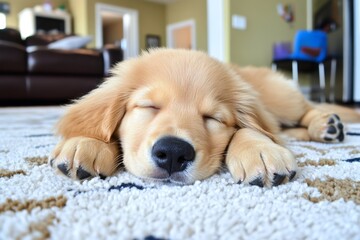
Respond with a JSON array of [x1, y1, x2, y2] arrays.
[[152, 136, 195, 175]]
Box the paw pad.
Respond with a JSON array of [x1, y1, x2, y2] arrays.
[[323, 114, 345, 142]]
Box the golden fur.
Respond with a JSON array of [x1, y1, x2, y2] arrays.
[[50, 49, 360, 187]]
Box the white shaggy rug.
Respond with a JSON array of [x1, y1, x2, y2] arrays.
[[0, 106, 360, 240]]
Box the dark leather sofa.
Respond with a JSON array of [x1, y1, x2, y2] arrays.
[[0, 28, 123, 104]]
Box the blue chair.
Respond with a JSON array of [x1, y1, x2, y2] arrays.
[[272, 30, 337, 102]]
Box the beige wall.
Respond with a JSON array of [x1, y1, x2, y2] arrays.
[[229, 0, 307, 67], [68, 0, 87, 36], [166, 0, 207, 51], [6, 0, 68, 28]]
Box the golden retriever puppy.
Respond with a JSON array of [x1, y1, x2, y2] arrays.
[[49, 49, 356, 187]]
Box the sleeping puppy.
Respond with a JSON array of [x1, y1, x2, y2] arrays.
[[49, 49, 351, 187]]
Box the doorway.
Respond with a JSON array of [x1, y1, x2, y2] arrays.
[[95, 3, 139, 59], [101, 12, 123, 47], [167, 19, 196, 49]]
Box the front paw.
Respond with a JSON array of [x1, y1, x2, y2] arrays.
[[226, 141, 297, 187], [49, 137, 120, 180]]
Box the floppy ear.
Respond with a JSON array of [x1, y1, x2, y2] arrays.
[[56, 72, 131, 143], [233, 82, 281, 144]]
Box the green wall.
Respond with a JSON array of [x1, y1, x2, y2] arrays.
[[166, 0, 207, 52], [229, 0, 307, 66]]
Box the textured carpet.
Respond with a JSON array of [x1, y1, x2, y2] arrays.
[[0, 106, 360, 240]]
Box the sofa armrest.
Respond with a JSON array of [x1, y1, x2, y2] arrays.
[[0, 39, 26, 51], [102, 46, 123, 76], [27, 47, 104, 76], [0, 28, 24, 45]]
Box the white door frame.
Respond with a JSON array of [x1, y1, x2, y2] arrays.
[[166, 19, 196, 50], [207, 0, 226, 62], [95, 3, 139, 59], [354, 0, 360, 101]]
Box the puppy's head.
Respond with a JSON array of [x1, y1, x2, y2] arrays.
[[57, 49, 276, 184]]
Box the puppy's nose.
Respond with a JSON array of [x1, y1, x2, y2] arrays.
[[152, 136, 195, 175]]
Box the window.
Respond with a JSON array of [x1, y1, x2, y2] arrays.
[[0, 13, 5, 29]]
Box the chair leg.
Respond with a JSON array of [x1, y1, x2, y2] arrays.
[[330, 59, 337, 103], [318, 63, 326, 102], [292, 60, 298, 86], [271, 63, 277, 71]]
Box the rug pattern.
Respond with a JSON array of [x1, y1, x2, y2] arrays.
[[0, 107, 360, 240]]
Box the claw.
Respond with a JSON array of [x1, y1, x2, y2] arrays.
[[273, 173, 286, 186], [57, 164, 69, 176], [99, 174, 107, 180], [249, 177, 264, 187], [289, 171, 296, 180], [49, 159, 55, 167], [76, 166, 92, 180]]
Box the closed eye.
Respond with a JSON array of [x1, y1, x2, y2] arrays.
[[138, 105, 160, 110], [135, 100, 160, 110], [136, 105, 161, 112], [203, 115, 223, 124]]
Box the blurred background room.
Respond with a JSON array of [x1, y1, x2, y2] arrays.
[[0, 0, 359, 105]]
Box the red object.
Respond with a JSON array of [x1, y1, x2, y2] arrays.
[[301, 47, 321, 57]]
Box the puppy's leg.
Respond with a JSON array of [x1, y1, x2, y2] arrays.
[[49, 137, 121, 180], [299, 108, 345, 142], [226, 128, 297, 187], [281, 128, 310, 141], [279, 106, 345, 142]]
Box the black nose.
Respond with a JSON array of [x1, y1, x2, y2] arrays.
[[152, 136, 195, 175]]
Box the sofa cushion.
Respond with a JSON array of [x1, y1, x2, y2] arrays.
[[27, 47, 104, 76], [26, 34, 69, 46], [0, 40, 27, 73], [48, 36, 92, 50]]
